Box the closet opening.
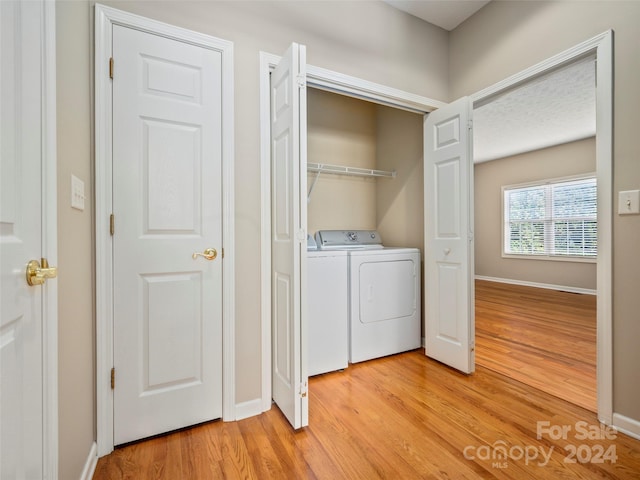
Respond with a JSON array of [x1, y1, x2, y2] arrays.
[[305, 87, 426, 379]]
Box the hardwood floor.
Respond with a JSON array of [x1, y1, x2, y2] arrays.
[[93, 350, 640, 479], [475, 280, 597, 412]]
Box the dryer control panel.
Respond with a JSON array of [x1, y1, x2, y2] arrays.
[[315, 230, 383, 249]]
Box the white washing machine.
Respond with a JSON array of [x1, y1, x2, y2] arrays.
[[315, 230, 421, 363], [307, 246, 349, 376]]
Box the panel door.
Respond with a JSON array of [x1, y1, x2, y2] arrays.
[[271, 42, 309, 429], [424, 97, 475, 374], [0, 1, 45, 477], [112, 25, 223, 445]]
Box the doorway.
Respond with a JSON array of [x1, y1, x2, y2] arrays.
[[472, 56, 599, 412], [469, 31, 612, 423]]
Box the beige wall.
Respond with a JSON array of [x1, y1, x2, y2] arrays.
[[307, 90, 425, 248], [56, 2, 96, 479], [307, 89, 378, 234], [450, 0, 640, 426], [474, 138, 597, 290], [375, 105, 424, 250], [55, 1, 449, 476]]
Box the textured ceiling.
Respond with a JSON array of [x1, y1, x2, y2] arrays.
[[383, 0, 490, 31], [473, 58, 596, 163]]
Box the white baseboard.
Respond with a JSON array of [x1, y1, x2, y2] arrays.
[[79, 441, 98, 480], [235, 398, 263, 421], [475, 275, 596, 296], [613, 413, 640, 441]]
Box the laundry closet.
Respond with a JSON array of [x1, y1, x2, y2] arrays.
[[305, 87, 425, 376]]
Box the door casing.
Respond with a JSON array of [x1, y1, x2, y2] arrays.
[[42, 1, 59, 474], [259, 31, 613, 425], [94, 4, 235, 456]]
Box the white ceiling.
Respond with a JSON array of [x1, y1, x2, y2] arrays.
[[473, 58, 596, 163], [383, 0, 490, 31]]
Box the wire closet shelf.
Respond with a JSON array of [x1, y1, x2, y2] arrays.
[[306, 162, 396, 202]]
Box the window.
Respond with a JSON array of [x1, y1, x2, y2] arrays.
[[503, 176, 597, 260]]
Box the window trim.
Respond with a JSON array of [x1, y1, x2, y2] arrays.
[[501, 173, 597, 263]]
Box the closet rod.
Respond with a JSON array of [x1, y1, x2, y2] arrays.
[[307, 162, 396, 179]]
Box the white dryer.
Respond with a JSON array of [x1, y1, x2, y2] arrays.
[[315, 230, 421, 363]]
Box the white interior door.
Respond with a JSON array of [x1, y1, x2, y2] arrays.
[[424, 97, 475, 374], [271, 42, 309, 429], [1, 1, 49, 477], [112, 24, 223, 445]]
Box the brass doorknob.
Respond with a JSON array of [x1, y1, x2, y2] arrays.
[[26, 258, 58, 286], [192, 248, 217, 261]]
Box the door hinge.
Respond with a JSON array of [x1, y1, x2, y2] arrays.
[[109, 214, 115, 236], [296, 74, 306, 89], [299, 381, 308, 398], [468, 119, 473, 131], [110, 368, 115, 389], [109, 57, 114, 79]]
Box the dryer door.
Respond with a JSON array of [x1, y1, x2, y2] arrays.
[[358, 260, 416, 323], [350, 252, 421, 363]]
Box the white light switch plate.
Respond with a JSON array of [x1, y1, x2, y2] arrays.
[[618, 190, 640, 215], [71, 174, 85, 211]]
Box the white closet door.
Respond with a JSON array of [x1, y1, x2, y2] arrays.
[[271, 42, 309, 429], [424, 97, 475, 374]]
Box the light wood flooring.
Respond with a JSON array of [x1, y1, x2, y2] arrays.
[[93, 350, 640, 479], [475, 280, 597, 412]]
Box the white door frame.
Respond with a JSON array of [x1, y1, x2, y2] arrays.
[[259, 31, 613, 424], [469, 30, 613, 424], [42, 0, 59, 476], [94, 4, 235, 456]]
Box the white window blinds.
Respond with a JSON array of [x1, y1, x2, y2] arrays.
[[504, 177, 597, 259]]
